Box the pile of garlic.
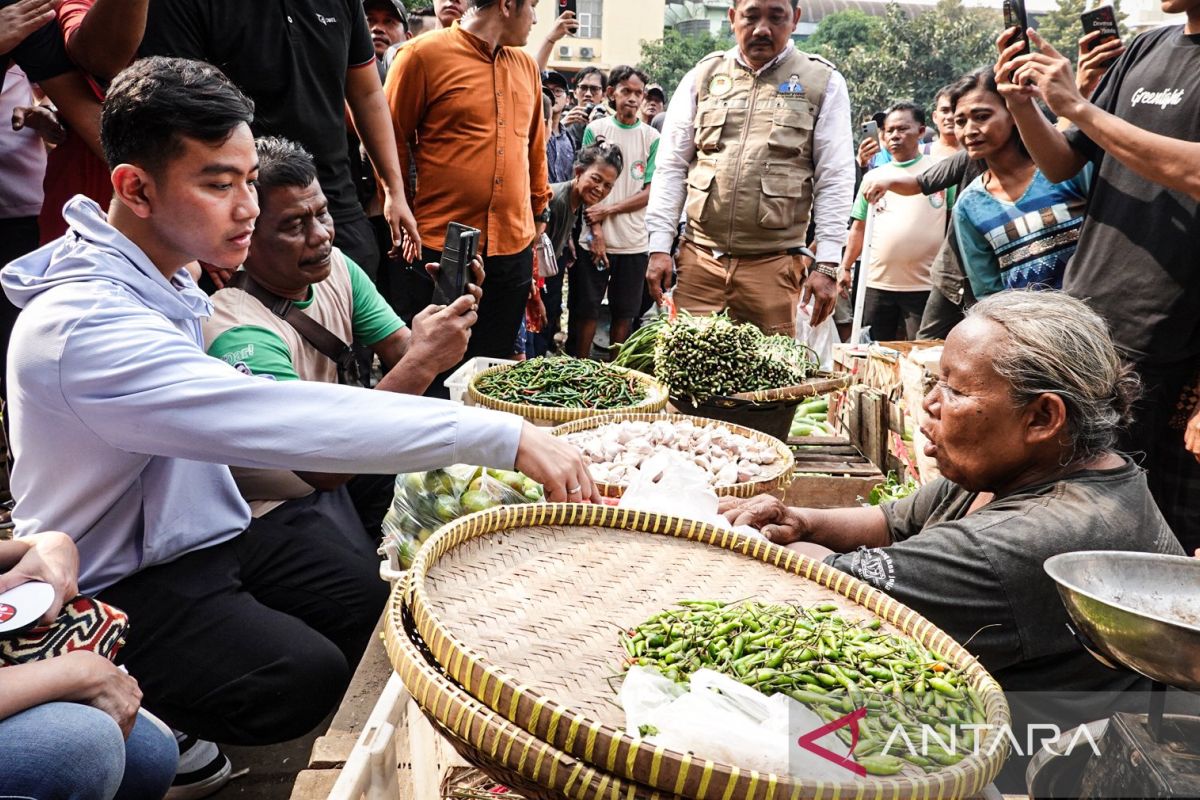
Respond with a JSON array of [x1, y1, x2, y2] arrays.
[[563, 418, 783, 487]]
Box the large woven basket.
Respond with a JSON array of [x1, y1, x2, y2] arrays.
[[467, 362, 669, 424], [387, 574, 673, 800], [391, 504, 1011, 800], [551, 413, 794, 499]]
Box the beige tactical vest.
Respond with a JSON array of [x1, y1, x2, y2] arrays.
[[203, 248, 358, 516], [685, 48, 833, 255]]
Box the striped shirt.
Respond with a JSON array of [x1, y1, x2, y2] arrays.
[[953, 165, 1092, 298]]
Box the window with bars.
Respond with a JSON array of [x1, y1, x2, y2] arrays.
[[577, 0, 602, 38]]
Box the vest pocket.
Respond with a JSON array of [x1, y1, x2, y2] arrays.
[[758, 171, 800, 230], [685, 161, 717, 224], [767, 108, 814, 155], [694, 107, 728, 153]]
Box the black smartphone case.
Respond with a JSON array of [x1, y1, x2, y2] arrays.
[[433, 223, 480, 306], [1003, 0, 1031, 55]]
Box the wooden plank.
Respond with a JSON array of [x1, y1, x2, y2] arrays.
[[791, 445, 863, 456], [860, 390, 889, 473], [290, 770, 341, 799], [783, 473, 883, 508]]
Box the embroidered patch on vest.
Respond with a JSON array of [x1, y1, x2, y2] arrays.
[[708, 74, 733, 96]]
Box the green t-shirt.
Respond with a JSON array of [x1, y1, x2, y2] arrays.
[[206, 256, 404, 381]]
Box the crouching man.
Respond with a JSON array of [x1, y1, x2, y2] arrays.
[[0, 56, 595, 787], [204, 136, 481, 539]]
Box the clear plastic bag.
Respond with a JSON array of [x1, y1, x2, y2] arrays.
[[382, 465, 544, 568], [795, 298, 838, 372], [620, 666, 854, 780]]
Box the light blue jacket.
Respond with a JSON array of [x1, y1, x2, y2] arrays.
[[2, 197, 522, 593]]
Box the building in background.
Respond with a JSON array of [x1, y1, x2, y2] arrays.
[[663, 0, 732, 37], [527, 0, 666, 75]]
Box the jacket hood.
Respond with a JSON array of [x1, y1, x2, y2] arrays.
[[2, 195, 212, 321]]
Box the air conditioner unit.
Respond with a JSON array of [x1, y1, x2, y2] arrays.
[[558, 45, 572, 57], [580, 46, 595, 58]]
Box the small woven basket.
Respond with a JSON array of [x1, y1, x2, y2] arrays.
[[551, 413, 794, 499], [671, 373, 850, 440], [467, 362, 669, 424], [390, 504, 1011, 800]]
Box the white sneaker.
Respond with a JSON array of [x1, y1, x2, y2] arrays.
[[166, 734, 232, 799]]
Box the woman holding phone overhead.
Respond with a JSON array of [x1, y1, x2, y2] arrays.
[[947, 67, 1092, 298]]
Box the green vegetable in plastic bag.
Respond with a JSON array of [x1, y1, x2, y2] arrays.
[[383, 464, 544, 568]]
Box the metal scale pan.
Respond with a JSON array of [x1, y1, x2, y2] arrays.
[[1039, 551, 1200, 798], [1044, 550, 1200, 690]]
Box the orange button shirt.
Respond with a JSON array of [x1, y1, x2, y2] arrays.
[[385, 23, 551, 257]]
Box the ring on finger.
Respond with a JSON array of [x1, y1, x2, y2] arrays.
[[567, 484, 582, 494]]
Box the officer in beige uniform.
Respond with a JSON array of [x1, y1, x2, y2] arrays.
[[645, 0, 855, 334]]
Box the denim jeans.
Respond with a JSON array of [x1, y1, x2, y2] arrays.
[[0, 703, 177, 799]]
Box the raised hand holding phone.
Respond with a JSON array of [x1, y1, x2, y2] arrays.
[[431, 222, 481, 306]]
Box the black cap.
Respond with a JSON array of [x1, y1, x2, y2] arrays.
[[542, 70, 570, 93], [645, 83, 666, 102], [364, 0, 409, 27]]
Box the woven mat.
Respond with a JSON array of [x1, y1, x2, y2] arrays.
[[423, 524, 886, 728]]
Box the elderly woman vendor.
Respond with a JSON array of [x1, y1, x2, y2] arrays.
[[722, 292, 1184, 698]]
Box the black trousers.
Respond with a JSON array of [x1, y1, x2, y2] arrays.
[[97, 491, 389, 745], [0, 217, 39, 402], [333, 213, 381, 282], [916, 287, 964, 340], [1120, 365, 1200, 554], [399, 245, 533, 398], [862, 288, 930, 341]]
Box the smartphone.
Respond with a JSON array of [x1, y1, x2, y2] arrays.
[[861, 120, 879, 141], [1003, 0, 1030, 57], [558, 0, 577, 17], [1080, 5, 1118, 51], [432, 222, 480, 306]]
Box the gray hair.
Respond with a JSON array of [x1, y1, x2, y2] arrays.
[[966, 291, 1140, 463]]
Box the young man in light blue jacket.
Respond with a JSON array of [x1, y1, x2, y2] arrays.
[[0, 56, 596, 789]]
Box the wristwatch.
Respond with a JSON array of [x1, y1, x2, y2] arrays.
[[808, 261, 840, 282], [534, 208, 551, 224]]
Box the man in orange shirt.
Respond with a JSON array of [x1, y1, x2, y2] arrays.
[[386, 0, 551, 396]]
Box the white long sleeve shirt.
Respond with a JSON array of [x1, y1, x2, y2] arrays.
[[645, 41, 855, 265]]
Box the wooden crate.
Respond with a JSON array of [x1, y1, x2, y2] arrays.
[[781, 436, 886, 508]]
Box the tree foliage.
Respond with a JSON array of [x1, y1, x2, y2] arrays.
[[802, 0, 1000, 125], [802, 9, 881, 53], [638, 28, 734, 95], [1034, 0, 1131, 68]]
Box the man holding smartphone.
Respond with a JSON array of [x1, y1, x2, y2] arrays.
[[204, 137, 484, 539], [645, 0, 855, 334], [996, 0, 1200, 554], [386, 0, 551, 395]]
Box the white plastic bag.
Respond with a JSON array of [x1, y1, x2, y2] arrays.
[[795, 298, 838, 372], [620, 667, 854, 780], [617, 453, 762, 539]]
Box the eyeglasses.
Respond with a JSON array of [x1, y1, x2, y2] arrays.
[[577, 84, 603, 95], [550, 87, 567, 98]]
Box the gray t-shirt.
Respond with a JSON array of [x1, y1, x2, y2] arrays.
[[826, 457, 1183, 694], [546, 181, 581, 259], [914, 149, 985, 304]]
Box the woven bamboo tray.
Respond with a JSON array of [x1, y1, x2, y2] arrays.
[[393, 504, 1010, 800], [467, 362, 669, 423], [669, 373, 850, 440], [551, 413, 794, 499], [725, 373, 851, 403], [386, 573, 676, 800]]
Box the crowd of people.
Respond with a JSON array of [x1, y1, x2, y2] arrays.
[[0, 0, 1198, 795]]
